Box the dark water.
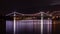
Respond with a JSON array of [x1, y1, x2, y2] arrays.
[[6, 20, 52, 34]]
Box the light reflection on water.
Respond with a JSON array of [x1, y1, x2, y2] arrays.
[[6, 20, 52, 34]]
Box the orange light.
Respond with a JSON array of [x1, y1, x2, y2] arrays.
[[52, 16, 55, 19]]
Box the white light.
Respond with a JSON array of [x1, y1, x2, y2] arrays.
[[14, 13, 16, 34], [41, 12, 44, 34], [48, 18, 50, 34]]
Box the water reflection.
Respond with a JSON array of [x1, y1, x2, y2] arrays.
[[6, 20, 52, 34]]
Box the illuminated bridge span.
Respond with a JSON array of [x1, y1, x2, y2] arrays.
[[6, 11, 60, 34]]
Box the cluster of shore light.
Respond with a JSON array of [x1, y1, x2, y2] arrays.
[[52, 16, 60, 19]]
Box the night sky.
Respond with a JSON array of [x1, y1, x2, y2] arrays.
[[1, 0, 60, 16]]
